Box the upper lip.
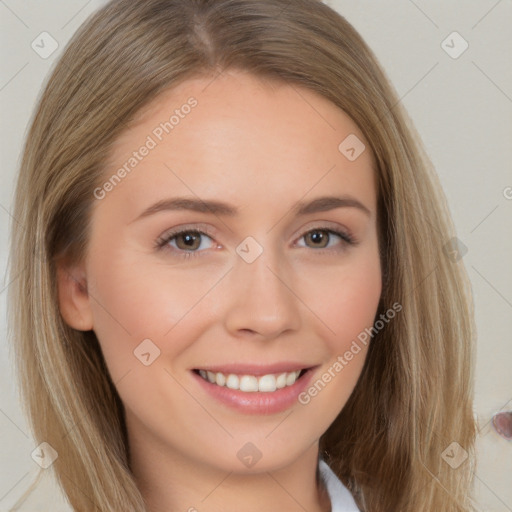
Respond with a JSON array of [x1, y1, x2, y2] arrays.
[[193, 362, 316, 376]]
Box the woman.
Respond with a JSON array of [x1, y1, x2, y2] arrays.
[[8, 0, 477, 510]]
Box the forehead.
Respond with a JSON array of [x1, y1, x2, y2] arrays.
[[101, 70, 377, 214]]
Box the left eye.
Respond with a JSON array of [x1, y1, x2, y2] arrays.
[[296, 228, 351, 249]]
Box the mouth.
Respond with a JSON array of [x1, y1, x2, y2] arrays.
[[192, 367, 311, 393], [190, 364, 318, 415]]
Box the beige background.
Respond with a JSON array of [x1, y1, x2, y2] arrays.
[[1, 1, 511, 510]]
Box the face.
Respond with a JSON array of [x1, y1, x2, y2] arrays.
[[58, 70, 382, 475]]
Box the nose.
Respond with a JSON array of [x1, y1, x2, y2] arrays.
[[222, 243, 302, 340]]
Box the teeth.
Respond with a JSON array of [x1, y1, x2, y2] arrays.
[[239, 375, 258, 392], [215, 372, 226, 386], [258, 374, 277, 392], [276, 373, 287, 389], [197, 369, 303, 392], [226, 374, 239, 390], [286, 372, 297, 386]]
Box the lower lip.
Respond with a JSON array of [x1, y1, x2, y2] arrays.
[[191, 368, 316, 415]]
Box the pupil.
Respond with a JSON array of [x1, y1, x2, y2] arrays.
[[309, 230, 327, 247], [181, 233, 198, 248]]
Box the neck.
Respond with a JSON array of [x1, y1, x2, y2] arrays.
[[128, 424, 331, 512]]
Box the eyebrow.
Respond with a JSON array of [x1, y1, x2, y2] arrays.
[[132, 195, 371, 222]]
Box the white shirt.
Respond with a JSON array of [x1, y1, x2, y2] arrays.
[[319, 459, 361, 511]]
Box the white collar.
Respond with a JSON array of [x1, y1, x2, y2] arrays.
[[318, 459, 360, 512]]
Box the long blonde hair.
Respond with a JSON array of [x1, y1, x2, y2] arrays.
[[8, 0, 477, 510]]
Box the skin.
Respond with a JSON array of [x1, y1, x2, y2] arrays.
[[57, 70, 382, 512]]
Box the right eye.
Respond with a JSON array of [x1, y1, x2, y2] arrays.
[[156, 229, 217, 258]]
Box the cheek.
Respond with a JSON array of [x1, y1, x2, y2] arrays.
[[298, 246, 381, 401], [327, 267, 382, 349], [295, 263, 381, 427], [84, 247, 223, 381], [308, 247, 382, 351]]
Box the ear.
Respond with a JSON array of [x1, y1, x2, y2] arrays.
[[55, 260, 94, 331]]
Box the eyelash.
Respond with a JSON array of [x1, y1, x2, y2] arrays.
[[155, 225, 357, 260]]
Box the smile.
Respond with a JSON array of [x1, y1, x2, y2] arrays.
[[194, 369, 307, 392], [191, 364, 317, 414]]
